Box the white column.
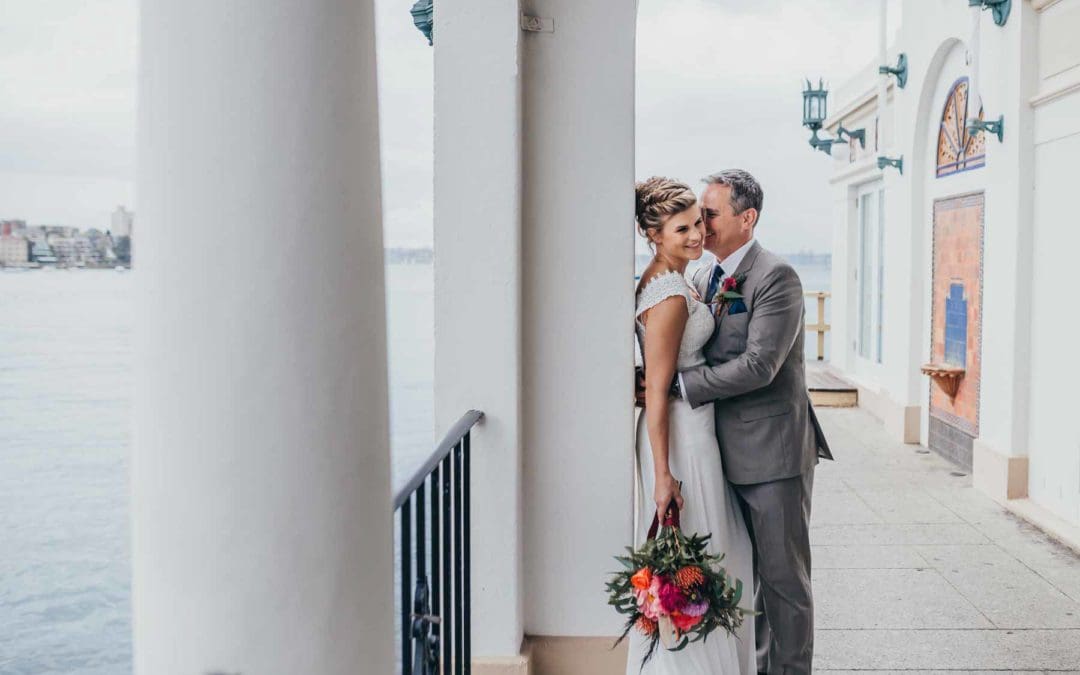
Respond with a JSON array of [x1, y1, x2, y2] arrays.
[[133, 2, 393, 673], [520, 0, 636, 639], [434, 0, 525, 663]]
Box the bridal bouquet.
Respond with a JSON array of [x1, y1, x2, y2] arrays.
[[607, 511, 747, 669]]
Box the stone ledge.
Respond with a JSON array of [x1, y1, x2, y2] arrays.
[[1001, 498, 1080, 557]]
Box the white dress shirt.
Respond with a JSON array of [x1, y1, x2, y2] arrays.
[[677, 238, 756, 396], [713, 237, 756, 293]]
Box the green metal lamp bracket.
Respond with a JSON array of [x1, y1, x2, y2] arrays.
[[878, 53, 908, 89], [969, 0, 1011, 27], [877, 155, 903, 175], [808, 130, 840, 155], [837, 125, 866, 148], [968, 115, 1004, 142]]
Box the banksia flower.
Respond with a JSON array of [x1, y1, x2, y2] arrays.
[[675, 566, 705, 590], [635, 616, 657, 636]]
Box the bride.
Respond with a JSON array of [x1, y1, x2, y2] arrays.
[[628, 177, 755, 674]]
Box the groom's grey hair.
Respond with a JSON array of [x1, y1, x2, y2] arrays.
[[702, 169, 763, 226]]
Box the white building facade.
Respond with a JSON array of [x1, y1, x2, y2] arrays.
[[111, 206, 133, 238], [824, 0, 1080, 539]]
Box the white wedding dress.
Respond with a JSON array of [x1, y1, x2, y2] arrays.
[[628, 271, 755, 675]]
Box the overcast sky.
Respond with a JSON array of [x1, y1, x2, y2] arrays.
[[0, 0, 891, 252]]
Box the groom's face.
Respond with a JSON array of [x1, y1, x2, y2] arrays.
[[701, 184, 754, 260]]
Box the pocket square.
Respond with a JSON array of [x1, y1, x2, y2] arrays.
[[728, 298, 747, 315]]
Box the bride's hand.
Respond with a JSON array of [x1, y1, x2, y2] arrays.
[[654, 472, 683, 523]]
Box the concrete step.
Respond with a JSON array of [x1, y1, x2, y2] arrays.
[[807, 362, 857, 408]]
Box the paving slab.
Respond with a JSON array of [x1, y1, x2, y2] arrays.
[[916, 545, 1080, 628], [811, 522, 990, 546], [816, 568, 992, 629], [851, 486, 964, 524], [816, 628, 1080, 671], [812, 488, 885, 525], [813, 544, 929, 569]]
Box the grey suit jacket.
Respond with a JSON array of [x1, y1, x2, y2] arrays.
[[682, 241, 832, 485]]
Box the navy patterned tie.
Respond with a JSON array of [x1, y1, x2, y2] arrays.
[[704, 264, 725, 304]]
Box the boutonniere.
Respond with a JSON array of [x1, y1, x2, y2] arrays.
[[718, 273, 748, 315]]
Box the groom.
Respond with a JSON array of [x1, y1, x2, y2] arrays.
[[680, 169, 832, 675]]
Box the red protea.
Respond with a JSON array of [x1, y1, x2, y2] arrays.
[[635, 616, 657, 636], [675, 565, 705, 590]]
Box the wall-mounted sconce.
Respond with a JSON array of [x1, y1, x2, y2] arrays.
[[968, 115, 1004, 143], [877, 156, 903, 175], [801, 80, 864, 156], [878, 53, 908, 89], [411, 0, 434, 45], [969, 0, 1011, 27]]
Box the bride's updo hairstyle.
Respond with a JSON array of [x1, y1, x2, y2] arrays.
[[635, 176, 697, 246]]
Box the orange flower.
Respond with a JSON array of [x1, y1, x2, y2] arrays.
[[674, 566, 705, 590], [630, 566, 652, 591], [635, 616, 657, 636]]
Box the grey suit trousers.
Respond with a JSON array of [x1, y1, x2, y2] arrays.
[[732, 467, 814, 675]]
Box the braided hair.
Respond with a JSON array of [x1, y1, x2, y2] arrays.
[[635, 176, 697, 244]]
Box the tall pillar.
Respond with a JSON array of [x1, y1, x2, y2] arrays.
[[433, 0, 525, 667], [133, 2, 393, 673]]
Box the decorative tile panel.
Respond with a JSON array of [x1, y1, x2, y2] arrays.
[[930, 193, 985, 440]]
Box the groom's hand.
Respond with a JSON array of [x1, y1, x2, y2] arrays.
[[634, 367, 680, 408]]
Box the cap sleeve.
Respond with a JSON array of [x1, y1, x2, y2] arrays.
[[636, 271, 692, 318]]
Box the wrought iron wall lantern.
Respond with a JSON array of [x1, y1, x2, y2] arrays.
[[802, 80, 864, 156], [411, 0, 434, 45], [877, 156, 904, 175], [969, 0, 1011, 27], [879, 53, 908, 89], [968, 115, 1004, 142]]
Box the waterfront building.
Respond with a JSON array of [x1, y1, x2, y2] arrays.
[[821, 0, 1080, 538], [110, 205, 133, 238], [29, 240, 57, 265], [0, 235, 30, 265], [1, 220, 26, 237]]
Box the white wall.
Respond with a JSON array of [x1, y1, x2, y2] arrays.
[[520, 0, 636, 637], [133, 1, 393, 672], [1026, 0, 1080, 524]]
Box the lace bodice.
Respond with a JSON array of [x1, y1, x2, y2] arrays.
[[635, 270, 713, 370]]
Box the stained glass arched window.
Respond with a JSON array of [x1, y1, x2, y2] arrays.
[[936, 77, 985, 178]]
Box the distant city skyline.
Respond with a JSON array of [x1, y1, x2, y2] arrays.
[[0, 0, 896, 251]]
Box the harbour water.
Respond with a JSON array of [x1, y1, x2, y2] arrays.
[[0, 259, 827, 673]]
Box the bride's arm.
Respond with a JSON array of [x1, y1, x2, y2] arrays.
[[641, 296, 688, 521]]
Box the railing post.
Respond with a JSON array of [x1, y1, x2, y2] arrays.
[[816, 293, 826, 361]]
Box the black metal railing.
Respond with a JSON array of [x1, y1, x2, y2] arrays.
[[394, 409, 482, 675]]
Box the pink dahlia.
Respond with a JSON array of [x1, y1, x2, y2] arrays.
[[657, 578, 687, 613], [634, 577, 664, 620]]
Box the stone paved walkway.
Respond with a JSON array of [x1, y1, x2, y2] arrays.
[[814, 408, 1080, 674]]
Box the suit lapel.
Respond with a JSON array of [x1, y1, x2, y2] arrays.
[[716, 241, 762, 327]]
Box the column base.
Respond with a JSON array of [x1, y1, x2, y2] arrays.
[[473, 653, 532, 675], [973, 439, 1029, 502], [856, 384, 921, 444], [522, 635, 626, 675]]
